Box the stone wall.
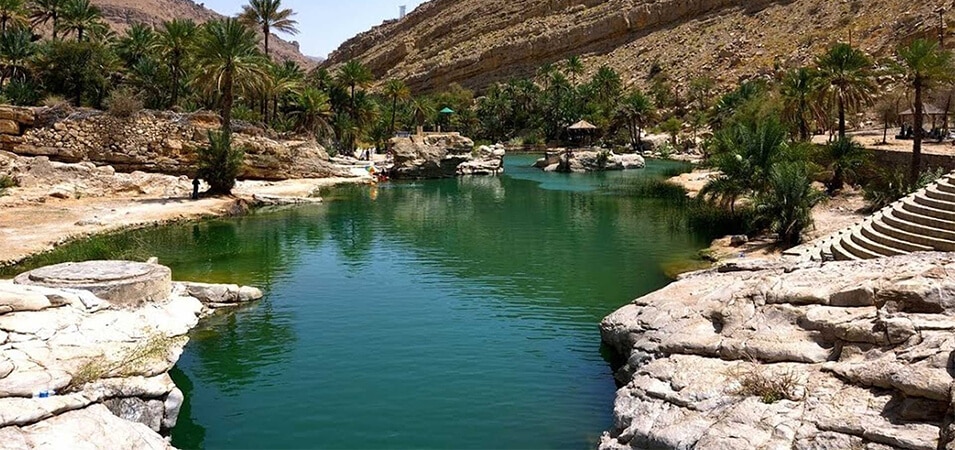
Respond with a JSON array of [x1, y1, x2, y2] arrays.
[[0, 105, 339, 181]]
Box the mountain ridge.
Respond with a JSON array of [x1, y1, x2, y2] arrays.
[[322, 0, 950, 93], [92, 0, 320, 66]]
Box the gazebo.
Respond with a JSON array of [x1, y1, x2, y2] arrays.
[[568, 120, 598, 147], [438, 107, 454, 132], [900, 104, 948, 129]]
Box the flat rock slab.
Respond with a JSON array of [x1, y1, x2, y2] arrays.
[[14, 261, 171, 308]]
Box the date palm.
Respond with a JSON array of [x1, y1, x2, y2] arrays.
[[58, 0, 103, 42], [0, 26, 34, 85], [192, 18, 268, 134], [238, 0, 297, 59], [891, 38, 955, 183], [780, 67, 819, 142], [336, 59, 372, 109], [291, 86, 331, 136], [382, 78, 410, 139], [29, 0, 64, 39], [815, 43, 875, 138], [116, 23, 157, 67], [565, 55, 583, 86], [617, 89, 654, 151], [0, 0, 26, 34], [156, 18, 197, 108]]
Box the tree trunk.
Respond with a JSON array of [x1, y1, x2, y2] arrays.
[[910, 79, 924, 185], [883, 119, 888, 145], [77, 26, 83, 42], [263, 26, 270, 59], [170, 59, 180, 108], [52, 14, 57, 40], [222, 67, 234, 135], [838, 94, 846, 138]]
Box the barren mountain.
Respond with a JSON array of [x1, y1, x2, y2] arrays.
[[92, 0, 318, 66], [323, 0, 951, 93]]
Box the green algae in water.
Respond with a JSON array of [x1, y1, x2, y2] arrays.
[[6, 156, 720, 449]]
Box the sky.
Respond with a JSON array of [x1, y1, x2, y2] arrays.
[[198, 0, 428, 59]]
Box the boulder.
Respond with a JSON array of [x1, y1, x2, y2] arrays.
[[548, 150, 645, 173], [15, 261, 172, 308], [390, 133, 503, 179]]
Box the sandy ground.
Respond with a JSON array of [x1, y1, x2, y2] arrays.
[[813, 129, 955, 155], [0, 176, 369, 267]]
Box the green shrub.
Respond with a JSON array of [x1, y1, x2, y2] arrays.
[[5, 79, 40, 106], [731, 363, 802, 404], [197, 130, 244, 195], [754, 161, 826, 246], [0, 175, 15, 196], [231, 104, 260, 123], [863, 167, 944, 211], [104, 87, 144, 118], [596, 149, 610, 169]]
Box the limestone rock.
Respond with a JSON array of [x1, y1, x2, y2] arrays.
[[544, 150, 645, 173], [600, 253, 955, 450], [0, 403, 173, 449], [389, 133, 488, 179], [15, 261, 172, 308]]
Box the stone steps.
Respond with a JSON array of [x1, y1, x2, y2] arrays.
[[812, 172, 955, 261]]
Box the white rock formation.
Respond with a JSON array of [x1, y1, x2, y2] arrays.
[[600, 253, 955, 450], [0, 260, 265, 448]]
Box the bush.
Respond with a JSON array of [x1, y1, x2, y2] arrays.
[[104, 87, 144, 118], [40, 95, 70, 108], [863, 167, 944, 211], [197, 130, 244, 195], [596, 149, 610, 169], [0, 175, 15, 196], [5, 79, 40, 106], [231, 104, 260, 123], [730, 363, 802, 404]]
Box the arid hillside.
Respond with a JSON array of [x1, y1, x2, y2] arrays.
[[323, 0, 951, 93], [91, 0, 319, 66]]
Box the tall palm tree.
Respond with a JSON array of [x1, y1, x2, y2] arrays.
[[892, 38, 955, 183], [156, 18, 197, 108], [237, 0, 298, 59], [290, 86, 331, 136], [29, 0, 64, 39], [382, 78, 410, 139], [825, 136, 868, 193], [336, 59, 372, 108], [617, 89, 654, 151], [58, 0, 103, 42], [0, 0, 26, 34], [815, 42, 875, 138], [192, 18, 268, 134], [116, 23, 157, 67], [565, 55, 583, 86], [781, 67, 819, 141]]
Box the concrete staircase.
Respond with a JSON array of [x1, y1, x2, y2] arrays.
[[813, 173, 955, 261]]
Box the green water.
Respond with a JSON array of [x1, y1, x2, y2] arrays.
[[6, 156, 714, 449]]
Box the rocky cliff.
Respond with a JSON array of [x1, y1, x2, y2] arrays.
[[600, 254, 955, 450], [92, 0, 318, 67], [0, 106, 341, 181], [324, 0, 947, 93]]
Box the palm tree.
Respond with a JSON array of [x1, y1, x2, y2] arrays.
[[116, 23, 157, 67], [336, 59, 372, 108], [891, 38, 955, 183], [0, 0, 26, 34], [825, 137, 868, 193], [192, 18, 268, 134], [29, 0, 64, 39], [237, 0, 298, 59], [382, 78, 410, 139], [156, 18, 197, 108], [565, 55, 583, 86], [290, 86, 331, 136], [754, 161, 826, 246], [0, 26, 34, 85], [781, 67, 819, 141], [617, 89, 654, 151], [58, 0, 103, 42], [815, 42, 875, 138]]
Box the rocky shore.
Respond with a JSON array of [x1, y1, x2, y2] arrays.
[[0, 260, 263, 448], [599, 254, 955, 450]]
